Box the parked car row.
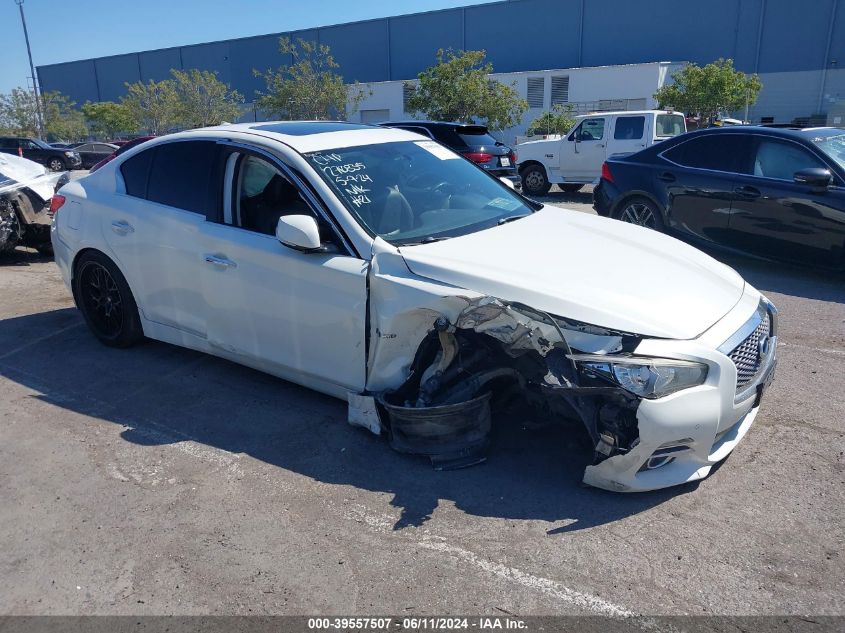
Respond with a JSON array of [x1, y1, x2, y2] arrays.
[[51, 120, 780, 492]]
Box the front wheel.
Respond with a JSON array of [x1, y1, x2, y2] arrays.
[[49, 157, 65, 171], [520, 165, 552, 196], [73, 252, 144, 347], [614, 196, 665, 231]]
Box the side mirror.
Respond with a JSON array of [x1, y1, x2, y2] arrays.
[[794, 168, 832, 191], [499, 177, 516, 190], [276, 215, 323, 252]]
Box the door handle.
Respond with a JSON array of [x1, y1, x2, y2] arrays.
[[734, 185, 761, 199], [657, 172, 676, 183], [110, 220, 134, 235], [204, 254, 237, 269]]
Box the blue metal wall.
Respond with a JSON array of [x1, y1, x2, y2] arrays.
[[37, 0, 845, 106]]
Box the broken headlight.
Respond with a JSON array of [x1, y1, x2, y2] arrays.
[[572, 355, 708, 399]]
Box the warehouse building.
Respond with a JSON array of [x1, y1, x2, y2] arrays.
[[36, 0, 845, 130]]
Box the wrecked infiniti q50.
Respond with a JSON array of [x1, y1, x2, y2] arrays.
[[52, 122, 777, 492]]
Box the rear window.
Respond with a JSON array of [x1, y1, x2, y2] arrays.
[[663, 134, 749, 172], [120, 149, 153, 197], [614, 116, 645, 140], [456, 127, 498, 147], [147, 141, 218, 214], [655, 114, 685, 138]]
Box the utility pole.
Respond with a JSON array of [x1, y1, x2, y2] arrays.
[[15, 0, 45, 139]]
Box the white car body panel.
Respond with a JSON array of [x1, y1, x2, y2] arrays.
[[52, 123, 775, 493], [0, 152, 61, 202], [398, 206, 744, 340]]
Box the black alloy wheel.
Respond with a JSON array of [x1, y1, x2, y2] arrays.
[[74, 252, 143, 347]]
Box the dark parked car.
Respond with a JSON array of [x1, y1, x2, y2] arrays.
[[379, 121, 519, 187], [0, 136, 81, 171], [593, 126, 845, 269], [72, 142, 119, 169], [90, 136, 155, 172]]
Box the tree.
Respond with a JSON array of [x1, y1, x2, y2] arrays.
[[405, 49, 527, 131], [526, 104, 576, 136], [170, 69, 244, 129], [254, 37, 366, 120], [82, 101, 138, 139], [42, 92, 88, 141], [0, 88, 87, 141], [0, 88, 40, 136], [121, 79, 178, 135], [654, 59, 762, 125]]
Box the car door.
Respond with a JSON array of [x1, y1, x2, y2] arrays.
[[105, 140, 217, 337], [561, 116, 607, 181], [198, 144, 368, 394], [21, 139, 46, 164], [658, 133, 751, 242], [728, 135, 845, 266], [609, 114, 648, 157]]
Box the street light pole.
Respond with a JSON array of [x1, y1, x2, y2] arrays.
[[15, 0, 45, 139]]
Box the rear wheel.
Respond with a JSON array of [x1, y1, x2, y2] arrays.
[[614, 196, 665, 231], [559, 184, 584, 193], [73, 252, 143, 347], [521, 164, 551, 196]]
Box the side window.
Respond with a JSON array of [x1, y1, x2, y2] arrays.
[[614, 116, 645, 140], [234, 155, 315, 236], [24, 140, 40, 150], [752, 138, 826, 181], [147, 141, 218, 214], [663, 135, 750, 173], [77, 144, 93, 152], [578, 118, 605, 141], [120, 148, 154, 197], [95, 144, 113, 152]]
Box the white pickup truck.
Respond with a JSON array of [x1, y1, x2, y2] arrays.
[[517, 110, 686, 195]]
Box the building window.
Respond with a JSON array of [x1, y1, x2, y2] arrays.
[[551, 76, 569, 105], [526, 77, 544, 108], [403, 83, 417, 111]]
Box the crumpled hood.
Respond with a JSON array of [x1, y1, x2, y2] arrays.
[[398, 206, 745, 339], [0, 152, 60, 202]]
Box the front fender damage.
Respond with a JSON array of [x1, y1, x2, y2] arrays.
[[348, 251, 645, 481]]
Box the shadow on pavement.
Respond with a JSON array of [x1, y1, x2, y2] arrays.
[[0, 307, 689, 533]]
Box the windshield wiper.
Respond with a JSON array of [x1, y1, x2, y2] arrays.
[[497, 214, 530, 226]]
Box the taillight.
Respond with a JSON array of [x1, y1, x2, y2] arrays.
[[509, 150, 517, 163], [463, 151, 493, 164], [48, 195, 66, 216], [601, 161, 614, 183]]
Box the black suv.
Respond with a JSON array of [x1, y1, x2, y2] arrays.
[[379, 121, 520, 187], [0, 137, 81, 171]]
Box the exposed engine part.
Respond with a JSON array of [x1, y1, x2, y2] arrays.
[[0, 197, 23, 253], [370, 297, 644, 470]]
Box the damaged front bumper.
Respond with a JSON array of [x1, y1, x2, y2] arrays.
[[356, 260, 775, 492]]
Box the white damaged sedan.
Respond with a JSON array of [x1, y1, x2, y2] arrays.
[[51, 122, 777, 492]]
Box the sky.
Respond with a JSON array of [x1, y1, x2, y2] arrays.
[[1, 0, 500, 95]]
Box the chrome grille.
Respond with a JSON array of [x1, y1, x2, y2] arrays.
[[729, 312, 772, 389]]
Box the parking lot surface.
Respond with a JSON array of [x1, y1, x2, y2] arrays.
[[0, 193, 843, 616]]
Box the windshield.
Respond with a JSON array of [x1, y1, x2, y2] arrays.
[[655, 114, 686, 138], [304, 141, 536, 245], [813, 134, 845, 171]]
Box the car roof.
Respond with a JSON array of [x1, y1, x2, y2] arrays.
[[680, 125, 844, 140], [194, 120, 424, 152], [381, 121, 489, 131]]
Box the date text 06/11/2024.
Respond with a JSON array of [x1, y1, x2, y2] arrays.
[[306, 617, 528, 630]]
